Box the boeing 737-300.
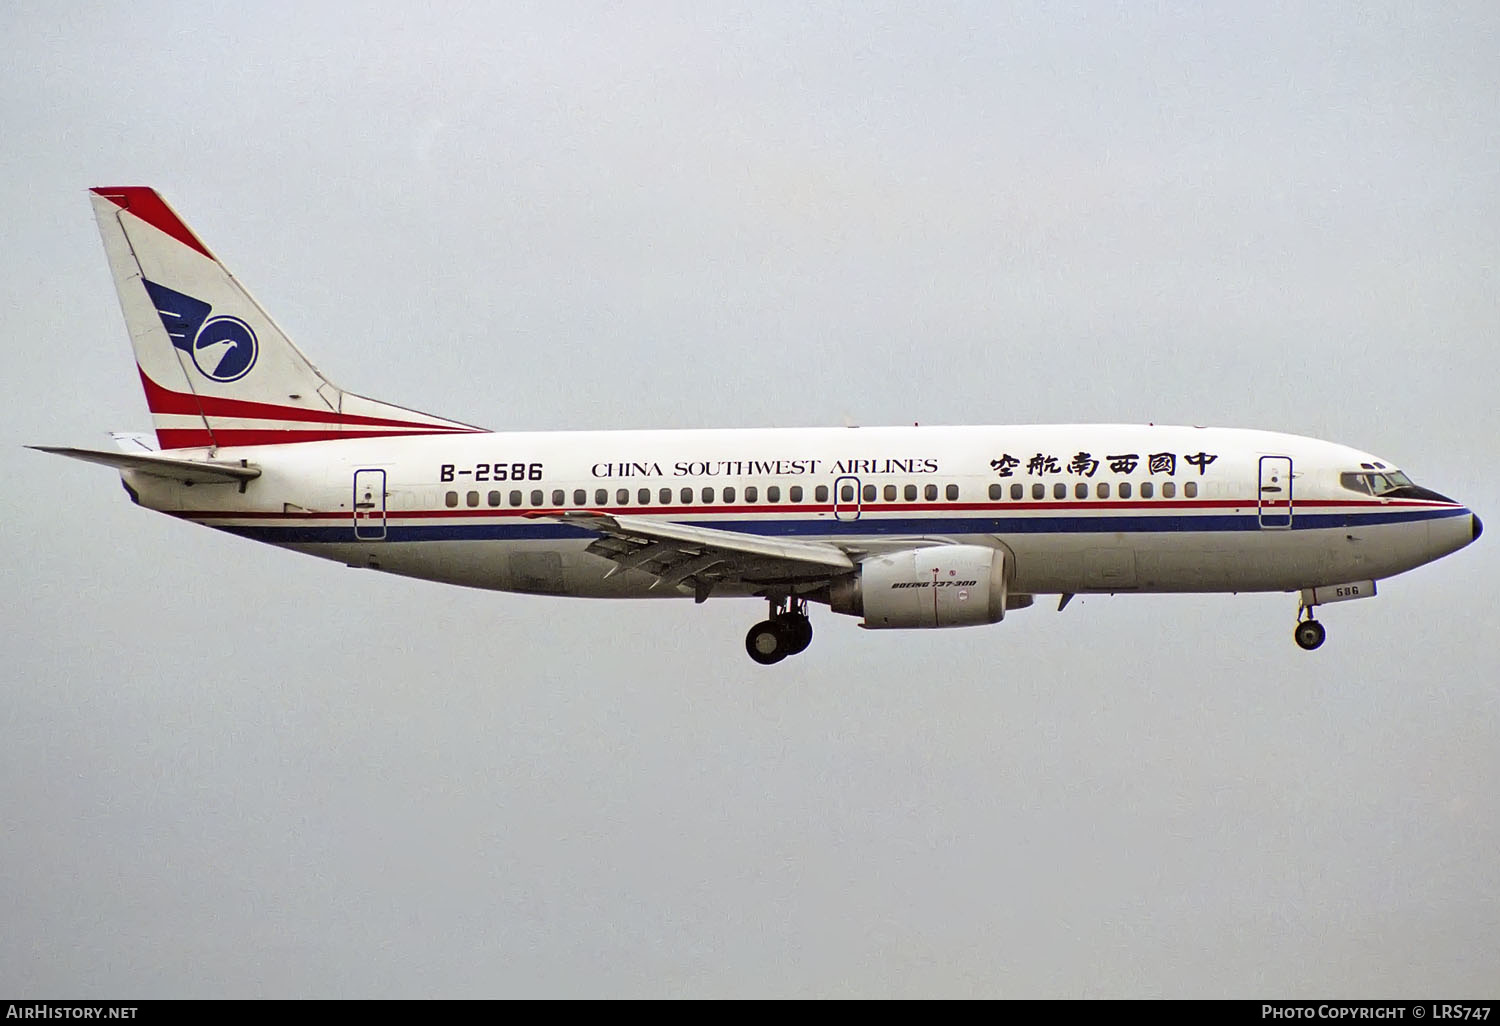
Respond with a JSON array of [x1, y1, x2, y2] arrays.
[[33, 187, 1482, 663]]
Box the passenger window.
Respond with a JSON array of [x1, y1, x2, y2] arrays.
[[489, 490, 502, 507], [637, 488, 650, 505], [702, 486, 715, 503], [815, 485, 828, 503], [1011, 483, 1023, 500], [573, 489, 586, 505], [1054, 483, 1067, 499], [445, 491, 459, 508], [946, 484, 959, 501], [884, 484, 897, 502], [616, 488, 629, 505], [863, 484, 877, 502], [595, 488, 608, 505], [767, 485, 780, 502], [1097, 482, 1109, 499], [1184, 481, 1197, 498], [840, 484, 854, 502], [681, 487, 693, 504], [659, 487, 672, 504], [531, 489, 545, 506], [509, 490, 523, 507], [1119, 482, 1131, 499], [1140, 482, 1153, 499], [1074, 483, 1087, 499], [905, 484, 918, 501], [1162, 481, 1176, 498], [989, 483, 1002, 500], [790, 485, 803, 503], [745, 486, 758, 503], [467, 490, 480, 507], [552, 489, 565, 506], [924, 484, 938, 501], [723, 486, 736, 503], [1032, 483, 1045, 500]]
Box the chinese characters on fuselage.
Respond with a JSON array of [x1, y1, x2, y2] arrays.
[[990, 451, 1218, 477]]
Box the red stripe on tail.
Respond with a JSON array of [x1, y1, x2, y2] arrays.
[[137, 368, 478, 431], [91, 187, 214, 260], [156, 426, 477, 449]]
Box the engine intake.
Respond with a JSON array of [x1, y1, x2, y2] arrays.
[[828, 545, 1008, 628]]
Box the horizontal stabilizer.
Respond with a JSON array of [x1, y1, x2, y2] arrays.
[[30, 446, 261, 484]]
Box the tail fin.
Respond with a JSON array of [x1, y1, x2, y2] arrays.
[[90, 187, 484, 450]]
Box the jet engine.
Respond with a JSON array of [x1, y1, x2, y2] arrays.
[[828, 545, 1008, 628]]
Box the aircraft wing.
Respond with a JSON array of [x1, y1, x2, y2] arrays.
[[30, 446, 262, 484], [528, 510, 854, 600]]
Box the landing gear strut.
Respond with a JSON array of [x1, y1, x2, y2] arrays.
[[745, 596, 813, 665], [1294, 602, 1326, 651]]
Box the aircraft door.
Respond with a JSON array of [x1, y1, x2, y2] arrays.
[[834, 475, 862, 521], [1258, 456, 1293, 529], [353, 468, 387, 540]]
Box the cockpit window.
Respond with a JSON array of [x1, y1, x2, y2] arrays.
[[1341, 470, 1413, 496], [1340, 469, 1452, 503]]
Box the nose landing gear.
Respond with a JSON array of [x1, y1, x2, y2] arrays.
[[1294, 602, 1326, 651], [745, 596, 814, 665]]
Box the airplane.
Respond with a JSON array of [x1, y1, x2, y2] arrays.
[[33, 187, 1482, 664]]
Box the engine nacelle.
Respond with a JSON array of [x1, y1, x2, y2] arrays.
[[828, 545, 1008, 629]]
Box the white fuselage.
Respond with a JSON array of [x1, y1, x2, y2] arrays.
[[119, 423, 1476, 603]]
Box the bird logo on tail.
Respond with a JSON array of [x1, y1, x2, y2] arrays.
[[141, 279, 259, 383]]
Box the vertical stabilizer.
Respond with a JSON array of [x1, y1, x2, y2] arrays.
[[90, 187, 484, 449]]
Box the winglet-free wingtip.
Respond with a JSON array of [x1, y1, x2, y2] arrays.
[[90, 186, 214, 260]]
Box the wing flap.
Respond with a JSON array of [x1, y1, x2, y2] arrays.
[[30, 445, 261, 483], [540, 511, 854, 570], [526, 510, 854, 597]]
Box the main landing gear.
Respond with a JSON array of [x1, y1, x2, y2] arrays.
[[1294, 603, 1326, 651], [745, 597, 813, 665]]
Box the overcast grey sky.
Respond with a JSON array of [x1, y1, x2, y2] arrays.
[[3, 1, 1497, 998]]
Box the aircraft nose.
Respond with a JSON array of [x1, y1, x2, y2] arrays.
[[1474, 512, 1484, 543]]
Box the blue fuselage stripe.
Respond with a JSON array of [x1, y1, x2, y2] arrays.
[[207, 507, 1468, 545]]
